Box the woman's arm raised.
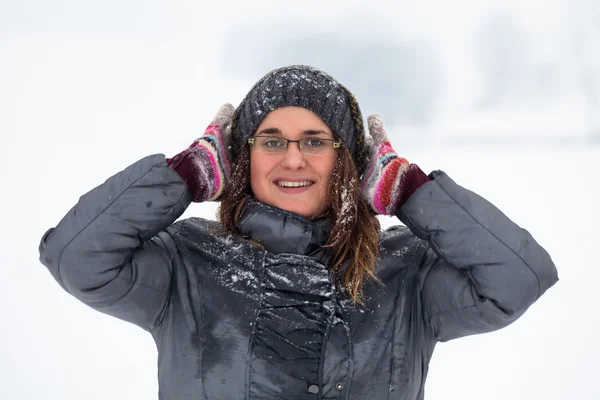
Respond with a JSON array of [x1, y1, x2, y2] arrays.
[[397, 172, 558, 341], [39, 154, 191, 330], [360, 114, 558, 341], [39, 104, 234, 330]]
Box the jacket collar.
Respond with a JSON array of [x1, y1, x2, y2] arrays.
[[237, 198, 333, 263]]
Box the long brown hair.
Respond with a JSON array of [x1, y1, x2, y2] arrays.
[[218, 144, 381, 305]]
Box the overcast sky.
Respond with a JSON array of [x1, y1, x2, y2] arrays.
[[2, 0, 597, 142]]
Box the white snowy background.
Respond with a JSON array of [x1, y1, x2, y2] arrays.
[[1, 0, 598, 399]]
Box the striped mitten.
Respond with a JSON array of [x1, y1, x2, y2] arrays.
[[167, 104, 234, 202], [360, 114, 430, 215]]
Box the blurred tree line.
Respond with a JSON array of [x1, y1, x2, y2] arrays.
[[222, 7, 599, 141]]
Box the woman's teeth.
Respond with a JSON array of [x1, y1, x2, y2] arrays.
[[277, 181, 313, 188]]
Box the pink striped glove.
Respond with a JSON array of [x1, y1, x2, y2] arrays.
[[360, 114, 430, 215], [167, 104, 233, 202]]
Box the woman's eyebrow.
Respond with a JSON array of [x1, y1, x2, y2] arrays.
[[256, 127, 281, 135], [302, 129, 329, 135], [256, 128, 330, 136]]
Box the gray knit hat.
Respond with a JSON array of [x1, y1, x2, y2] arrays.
[[231, 65, 368, 173]]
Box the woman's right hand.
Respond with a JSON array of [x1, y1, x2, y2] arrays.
[[167, 103, 234, 202]]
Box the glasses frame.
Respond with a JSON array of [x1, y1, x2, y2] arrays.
[[247, 136, 341, 155]]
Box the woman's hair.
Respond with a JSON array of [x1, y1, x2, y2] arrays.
[[218, 143, 381, 306]]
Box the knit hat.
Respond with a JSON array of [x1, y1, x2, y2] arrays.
[[231, 65, 368, 174]]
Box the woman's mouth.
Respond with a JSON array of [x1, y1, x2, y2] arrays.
[[274, 180, 315, 193], [276, 180, 314, 188]]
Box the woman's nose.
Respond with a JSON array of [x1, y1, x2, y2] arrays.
[[280, 142, 306, 169]]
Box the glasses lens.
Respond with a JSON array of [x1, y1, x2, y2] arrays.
[[255, 137, 287, 153], [301, 138, 332, 155]]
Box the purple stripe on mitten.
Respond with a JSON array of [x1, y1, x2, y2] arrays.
[[392, 164, 430, 210], [167, 142, 217, 202], [167, 104, 234, 202]]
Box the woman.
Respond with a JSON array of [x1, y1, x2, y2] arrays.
[[39, 65, 558, 399]]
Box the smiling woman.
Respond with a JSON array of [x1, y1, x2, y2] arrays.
[[38, 65, 558, 400], [249, 107, 338, 219]]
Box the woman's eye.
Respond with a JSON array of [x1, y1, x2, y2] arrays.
[[262, 139, 284, 147], [305, 139, 325, 147]]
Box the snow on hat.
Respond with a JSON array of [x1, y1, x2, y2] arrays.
[[230, 65, 368, 174]]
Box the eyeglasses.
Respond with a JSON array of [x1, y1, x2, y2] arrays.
[[247, 136, 341, 155]]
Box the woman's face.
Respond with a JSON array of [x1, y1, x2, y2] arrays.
[[249, 107, 337, 220]]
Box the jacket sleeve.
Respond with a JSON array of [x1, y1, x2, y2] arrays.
[[39, 154, 193, 331], [395, 171, 558, 342]]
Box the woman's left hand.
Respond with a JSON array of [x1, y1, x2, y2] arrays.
[[359, 114, 430, 215]]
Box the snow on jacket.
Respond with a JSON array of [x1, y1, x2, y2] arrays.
[[39, 154, 558, 399]]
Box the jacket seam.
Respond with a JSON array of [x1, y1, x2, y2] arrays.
[[388, 239, 420, 398], [107, 275, 169, 332], [110, 276, 168, 300], [103, 225, 184, 311], [425, 303, 485, 338], [172, 220, 211, 400], [420, 244, 503, 340], [427, 262, 473, 321], [338, 296, 354, 400], [317, 308, 334, 400], [151, 224, 186, 330], [55, 160, 177, 290], [245, 251, 267, 400], [417, 246, 442, 342]]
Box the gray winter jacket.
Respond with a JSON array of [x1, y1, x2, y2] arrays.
[[39, 154, 558, 400]]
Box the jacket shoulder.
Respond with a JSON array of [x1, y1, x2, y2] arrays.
[[170, 217, 223, 237], [168, 217, 261, 263], [168, 217, 237, 247], [379, 224, 424, 255], [375, 224, 428, 280]]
